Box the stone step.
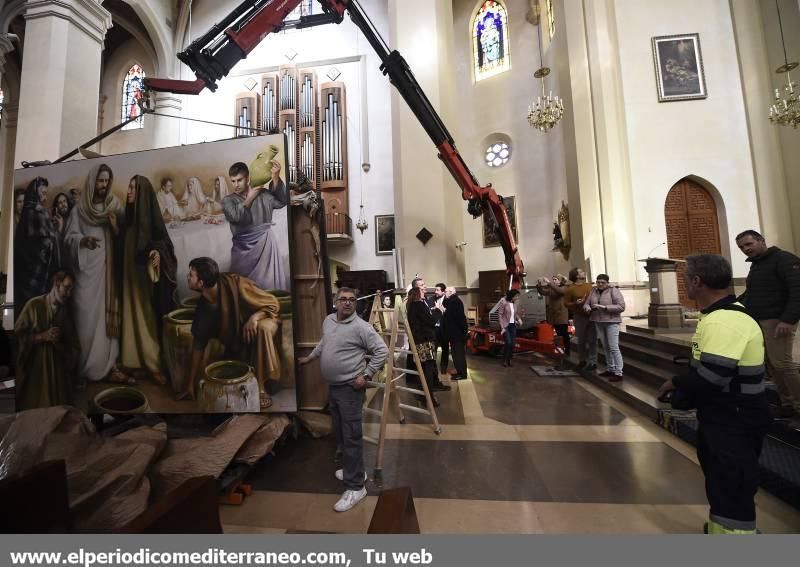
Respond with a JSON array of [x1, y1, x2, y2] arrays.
[[580, 370, 663, 420], [618, 329, 691, 356], [617, 339, 689, 367]]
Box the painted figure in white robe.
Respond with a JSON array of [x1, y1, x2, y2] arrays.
[[157, 177, 185, 223], [209, 176, 229, 215], [183, 176, 207, 218], [63, 163, 128, 384]]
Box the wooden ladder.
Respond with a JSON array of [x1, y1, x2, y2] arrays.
[[364, 294, 442, 480]]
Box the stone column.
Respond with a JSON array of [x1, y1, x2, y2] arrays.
[[388, 0, 465, 287], [150, 93, 183, 149], [641, 258, 685, 329], [14, 0, 112, 166]]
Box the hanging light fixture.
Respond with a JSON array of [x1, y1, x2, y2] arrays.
[[527, 10, 564, 132], [769, 0, 800, 128]]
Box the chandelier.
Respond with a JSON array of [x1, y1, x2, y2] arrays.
[[527, 67, 564, 132], [527, 12, 564, 132], [768, 0, 799, 128]]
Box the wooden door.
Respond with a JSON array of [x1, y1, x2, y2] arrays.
[[664, 178, 722, 308]]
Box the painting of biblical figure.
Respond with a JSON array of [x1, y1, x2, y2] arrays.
[[14, 135, 296, 414], [652, 33, 707, 102]]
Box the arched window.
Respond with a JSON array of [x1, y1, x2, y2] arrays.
[[121, 64, 145, 130], [0, 87, 4, 127], [472, 1, 510, 82]]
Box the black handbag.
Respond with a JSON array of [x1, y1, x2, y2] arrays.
[[658, 385, 696, 411]]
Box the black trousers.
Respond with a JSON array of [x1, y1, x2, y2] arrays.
[[554, 323, 570, 357], [329, 384, 366, 490], [449, 337, 468, 378], [437, 328, 449, 374], [696, 421, 765, 529]]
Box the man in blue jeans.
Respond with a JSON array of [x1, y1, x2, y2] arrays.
[[298, 287, 388, 512]]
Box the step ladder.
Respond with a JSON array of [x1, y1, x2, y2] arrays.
[[364, 293, 442, 480]]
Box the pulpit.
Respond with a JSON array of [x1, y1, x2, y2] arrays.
[[638, 257, 686, 329]]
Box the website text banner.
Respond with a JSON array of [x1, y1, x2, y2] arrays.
[[1, 535, 796, 567]]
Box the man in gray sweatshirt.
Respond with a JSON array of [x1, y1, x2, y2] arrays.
[[298, 287, 388, 512]]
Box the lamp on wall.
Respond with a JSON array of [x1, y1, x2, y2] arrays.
[[526, 7, 564, 132], [769, 0, 800, 128]]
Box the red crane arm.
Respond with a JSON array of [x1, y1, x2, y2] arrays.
[[144, 0, 525, 288]]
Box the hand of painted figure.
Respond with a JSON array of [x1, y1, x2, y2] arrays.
[[163, 211, 173, 224], [243, 314, 260, 343], [80, 236, 102, 250], [351, 375, 367, 390], [775, 322, 796, 338], [297, 355, 313, 366], [149, 250, 160, 270], [37, 327, 61, 344], [108, 212, 118, 233], [179, 199, 189, 207]]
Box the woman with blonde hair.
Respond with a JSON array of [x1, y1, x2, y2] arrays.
[[183, 176, 207, 218]]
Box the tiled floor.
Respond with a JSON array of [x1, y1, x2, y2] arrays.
[[222, 352, 800, 534]]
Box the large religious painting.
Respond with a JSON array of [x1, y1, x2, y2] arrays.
[[652, 33, 707, 102], [472, 1, 511, 82], [13, 135, 297, 414], [482, 196, 517, 248]]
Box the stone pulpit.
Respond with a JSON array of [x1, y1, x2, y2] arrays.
[[638, 257, 685, 329]]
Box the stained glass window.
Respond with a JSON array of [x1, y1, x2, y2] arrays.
[[473, 1, 510, 82], [121, 64, 145, 130], [546, 0, 555, 39]]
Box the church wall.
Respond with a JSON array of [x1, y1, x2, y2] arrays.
[[175, 0, 395, 278], [98, 38, 158, 157], [452, 0, 571, 289], [612, 0, 761, 279]]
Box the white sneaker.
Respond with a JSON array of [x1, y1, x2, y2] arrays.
[[333, 488, 367, 512], [335, 469, 368, 482]]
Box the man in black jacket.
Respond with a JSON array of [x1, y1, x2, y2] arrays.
[[442, 287, 469, 380], [736, 230, 800, 416]]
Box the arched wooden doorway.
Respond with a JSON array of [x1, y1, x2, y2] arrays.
[[664, 178, 722, 308]]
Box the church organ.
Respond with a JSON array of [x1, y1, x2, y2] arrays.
[[234, 68, 349, 223]]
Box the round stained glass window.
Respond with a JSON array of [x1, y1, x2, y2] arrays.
[[485, 142, 510, 168]]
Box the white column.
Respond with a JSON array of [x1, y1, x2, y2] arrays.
[[151, 93, 183, 149], [0, 101, 18, 327], [561, 0, 638, 282], [388, 0, 465, 287], [14, 0, 111, 166], [730, 0, 794, 250]]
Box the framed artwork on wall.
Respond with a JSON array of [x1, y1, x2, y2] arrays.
[[375, 214, 395, 255], [651, 33, 707, 102], [482, 195, 518, 248]]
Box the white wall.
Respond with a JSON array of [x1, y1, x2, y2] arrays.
[[613, 0, 761, 279], [177, 0, 395, 276], [452, 0, 571, 288]]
